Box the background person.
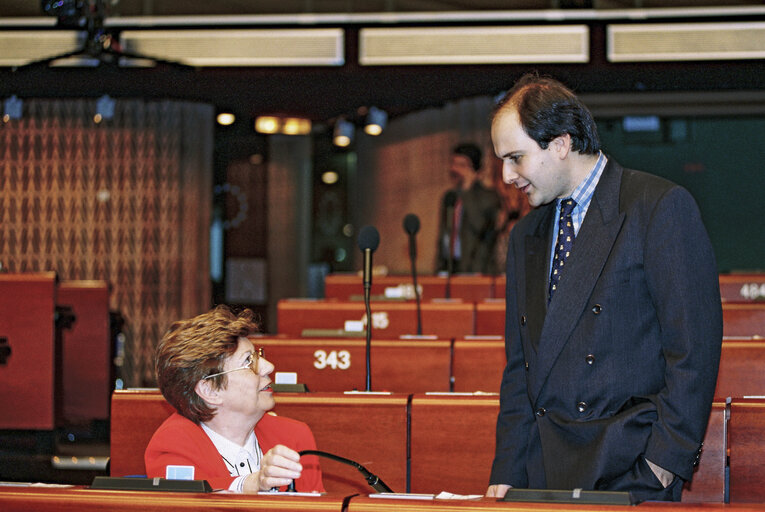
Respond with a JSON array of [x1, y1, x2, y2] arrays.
[[436, 142, 502, 274]]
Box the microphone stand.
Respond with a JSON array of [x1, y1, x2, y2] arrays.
[[408, 237, 422, 335], [286, 450, 393, 493], [363, 248, 373, 392]]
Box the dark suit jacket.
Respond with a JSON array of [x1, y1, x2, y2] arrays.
[[437, 181, 501, 274], [490, 159, 722, 493]]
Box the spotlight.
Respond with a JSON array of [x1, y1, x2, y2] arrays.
[[255, 116, 279, 134], [216, 112, 236, 126], [364, 106, 387, 136], [3, 95, 22, 122], [333, 119, 354, 147], [94, 94, 114, 123]]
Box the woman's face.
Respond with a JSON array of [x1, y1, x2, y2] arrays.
[[216, 337, 275, 420]]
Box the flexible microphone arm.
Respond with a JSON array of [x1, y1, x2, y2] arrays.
[[357, 226, 380, 392], [286, 450, 393, 493], [403, 213, 422, 335]]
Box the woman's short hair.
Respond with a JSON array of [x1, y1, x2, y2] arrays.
[[494, 73, 600, 155], [155, 305, 259, 424]]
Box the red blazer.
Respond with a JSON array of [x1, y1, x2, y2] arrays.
[[145, 412, 324, 492]]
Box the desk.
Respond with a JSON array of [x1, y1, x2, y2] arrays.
[[720, 274, 765, 303], [323, 274, 495, 302], [723, 304, 765, 337], [257, 336, 451, 392], [0, 485, 346, 512], [277, 299, 474, 338]]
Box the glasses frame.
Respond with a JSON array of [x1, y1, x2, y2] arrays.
[[204, 347, 264, 380]]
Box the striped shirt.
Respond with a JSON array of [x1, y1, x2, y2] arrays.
[[548, 151, 607, 277]]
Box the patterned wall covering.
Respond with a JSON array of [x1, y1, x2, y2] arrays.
[[0, 98, 213, 386]]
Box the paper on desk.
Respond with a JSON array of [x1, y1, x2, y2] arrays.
[[256, 491, 323, 497], [368, 493, 435, 500], [435, 491, 483, 500]]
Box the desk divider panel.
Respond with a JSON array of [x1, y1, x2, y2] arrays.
[[716, 340, 765, 398], [474, 300, 505, 336], [728, 398, 765, 503], [409, 394, 499, 495], [0, 272, 58, 430], [256, 336, 452, 393], [452, 337, 505, 393], [272, 393, 409, 494], [277, 299, 474, 339], [681, 401, 727, 503], [58, 280, 112, 424]]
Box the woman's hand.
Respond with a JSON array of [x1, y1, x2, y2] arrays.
[[242, 444, 302, 492]]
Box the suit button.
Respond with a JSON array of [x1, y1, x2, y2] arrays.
[[520, 315, 527, 326], [585, 354, 595, 365], [536, 408, 546, 417], [525, 361, 529, 371], [591, 304, 602, 315], [577, 402, 588, 413]]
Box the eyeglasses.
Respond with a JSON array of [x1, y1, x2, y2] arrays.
[[204, 347, 264, 380]]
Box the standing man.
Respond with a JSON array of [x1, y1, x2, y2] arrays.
[[437, 143, 502, 274], [487, 74, 722, 502]]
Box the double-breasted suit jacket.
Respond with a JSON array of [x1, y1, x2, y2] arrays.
[[490, 158, 722, 493]]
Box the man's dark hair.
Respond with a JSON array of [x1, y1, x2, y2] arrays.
[[452, 143, 483, 172], [494, 73, 600, 155]]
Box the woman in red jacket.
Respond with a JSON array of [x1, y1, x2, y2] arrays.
[[144, 305, 324, 493]]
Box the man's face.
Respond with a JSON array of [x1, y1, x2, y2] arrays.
[[448, 154, 475, 188], [491, 108, 571, 208]]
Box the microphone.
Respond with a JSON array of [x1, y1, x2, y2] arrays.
[[286, 449, 393, 494], [357, 225, 380, 391], [403, 214, 422, 335], [357, 225, 380, 291]]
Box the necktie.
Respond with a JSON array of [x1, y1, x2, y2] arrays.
[[549, 198, 577, 302], [449, 196, 463, 260]]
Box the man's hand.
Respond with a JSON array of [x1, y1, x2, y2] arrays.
[[242, 444, 303, 492], [486, 484, 512, 498]]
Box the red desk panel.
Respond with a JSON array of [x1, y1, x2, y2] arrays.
[[729, 398, 765, 503], [475, 300, 505, 336], [410, 394, 499, 495], [58, 280, 112, 423], [0, 485, 346, 512], [716, 340, 765, 398], [256, 336, 451, 392], [0, 272, 58, 429], [720, 274, 765, 303], [681, 401, 727, 503], [493, 275, 506, 299], [324, 274, 496, 302], [272, 393, 409, 495], [723, 303, 765, 337], [452, 338, 505, 393], [110, 390, 409, 495], [277, 299, 474, 339]]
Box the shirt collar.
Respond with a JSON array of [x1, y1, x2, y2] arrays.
[[201, 422, 259, 473]]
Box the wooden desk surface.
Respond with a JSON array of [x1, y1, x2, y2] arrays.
[[323, 274, 496, 302], [0, 485, 346, 512], [720, 274, 765, 303], [722, 303, 765, 338]]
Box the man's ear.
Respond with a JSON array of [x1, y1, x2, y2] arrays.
[[551, 133, 572, 159], [195, 378, 224, 407]]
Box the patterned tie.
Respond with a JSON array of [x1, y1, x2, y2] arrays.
[[549, 198, 577, 302]]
